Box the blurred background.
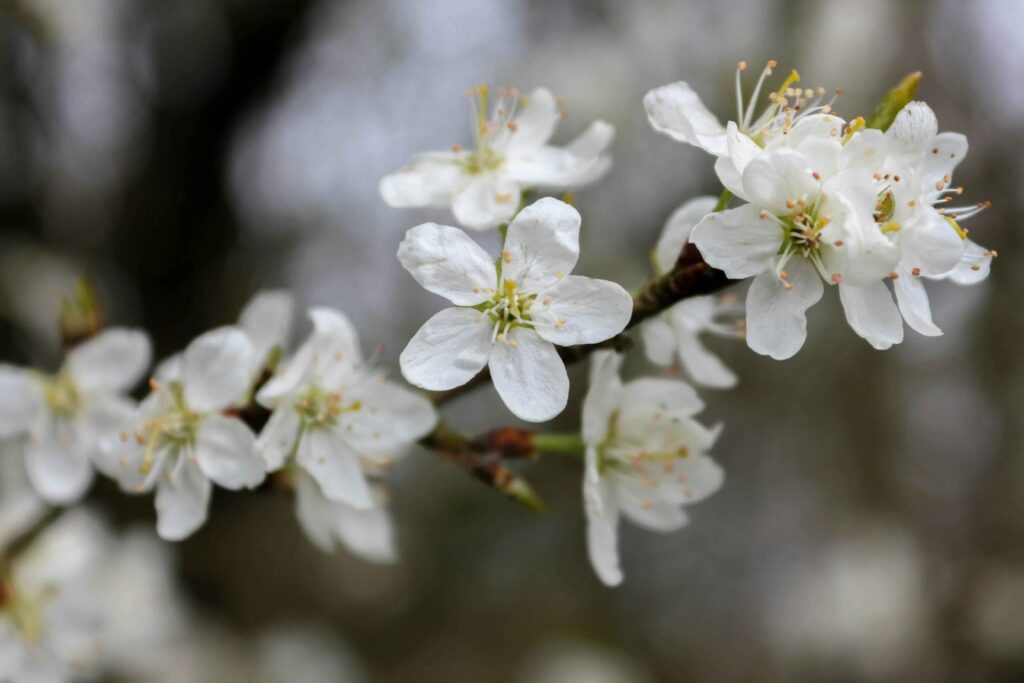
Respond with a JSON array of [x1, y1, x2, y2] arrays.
[[1, 0, 1022, 681]]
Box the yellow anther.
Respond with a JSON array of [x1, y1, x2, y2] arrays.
[[880, 221, 901, 234]]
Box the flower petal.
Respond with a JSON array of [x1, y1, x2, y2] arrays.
[[839, 281, 905, 350], [713, 122, 761, 199], [195, 415, 263, 489], [400, 307, 492, 391], [66, 328, 151, 394], [331, 497, 397, 564], [566, 120, 615, 158], [674, 326, 738, 389], [643, 81, 726, 155], [503, 146, 603, 187], [379, 151, 467, 208], [451, 175, 520, 230], [397, 223, 497, 306], [689, 204, 780, 279], [294, 472, 335, 552], [0, 365, 40, 438], [501, 197, 581, 293], [887, 101, 938, 156], [532, 276, 632, 346], [297, 427, 372, 509], [341, 377, 437, 456], [24, 421, 94, 504], [508, 87, 559, 150], [900, 210, 965, 276], [919, 132, 968, 189], [182, 327, 255, 412], [256, 406, 301, 471], [488, 328, 568, 422], [155, 459, 212, 541], [640, 316, 676, 366], [936, 239, 993, 285], [746, 257, 823, 360], [654, 195, 718, 274], [581, 351, 623, 446], [584, 476, 622, 586], [893, 267, 941, 337], [620, 377, 704, 418], [620, 498, 688, 532], [742, 148, 819, 214], [238, 290, 294, 364]]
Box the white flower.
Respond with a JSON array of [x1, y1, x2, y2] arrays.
[[852, 101, 992, 335], [256, 307, 435, 520], [238, 289, 295, 379], [97, 327, 266, 541], [0, 509, 110, 682], [641, 196, 742, 388], [398, 197, 633, 421], [0, 328, 151, 504], [380, 86, 614, 230], [581, 351, 724, 587], [690, 137, 903, 359], [294, 473, 397, 564]]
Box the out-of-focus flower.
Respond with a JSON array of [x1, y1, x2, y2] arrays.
[[97, 327, 265, 541], [581, 351, 724, 586], [255, 623, 367, 683], [0, 441, 45, 548], [380, 86, 613, 230], [0, 328, 150, 504], [641, 196, 742, 388], [238, 289, 295, 380], [256, 307, 434, 559], [398, 197, 632, 421]]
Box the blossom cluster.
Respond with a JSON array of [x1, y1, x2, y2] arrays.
[[0, 62, 997, 678]]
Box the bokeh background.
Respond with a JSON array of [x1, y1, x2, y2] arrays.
[[1, 0, 1022, 681]]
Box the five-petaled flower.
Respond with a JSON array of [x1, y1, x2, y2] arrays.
[[380, 86, 614, 230], [398, 197, 633, 422], [0, 328, 151, 505], [98, 327, 266, 541], [255, 307, 436, 560], [581, 351, 725, 587]]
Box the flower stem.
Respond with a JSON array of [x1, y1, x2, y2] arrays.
[[713, 188, 732, 212], [533, 432, 585, 457]]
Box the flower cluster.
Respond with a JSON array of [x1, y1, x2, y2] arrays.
[[645, 62, 995, 358]]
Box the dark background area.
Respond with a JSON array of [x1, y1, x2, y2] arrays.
[[1, 0, 1023, 681]]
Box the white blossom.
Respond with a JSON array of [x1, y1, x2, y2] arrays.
[[0, 328, 150, 504], [581, 351, 724, 586], [380, 86, 613, 230], [97, 327, 266, 541], [0, 441, 46, 548], [641, 196, 742, 388], [398, 197, 632, 422], [256, 307, 435, 559]]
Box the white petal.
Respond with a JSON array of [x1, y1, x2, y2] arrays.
[[182, 327, 255, 412], [839, 281, 905, 350], [900, 210, 965, 276], [742, 148, 819, 214], [155, 459, 211, 541], [919, 132, 968, 189], [689, 204, 780, 279], [297, 427, 373, 509], [0, 365, 40, 438], [893, 268, 941, 337], [400, 307, 492, 391], [238, 290, 294, 362], [24, 422, 94, 504], [488, 328, 568, 422], [331, 498, 397, 564], [584, 476, 622, 586], [713, 122, 761, 199], [397, 223, 497, 306], [745, 257, 823, 360], [621, 499, 688, 532], [640, 316, 676, 366], [507, 87, 559, 150], [532, 276, 632, 346], [66, 328, 151, 394], [195, 415, 263, 489], [654, 195, 718, 274], [256, 406, 301, 471], [680, 455, 726, 503], [887, 101, 938, 155], [451, 175, 521, 230], [504, 146, 602, 187], [341, 378, 437, 455], [674, 326, 738, 389], [379, 152, 467, 208], [643, 81, 726, 155], [294, 472, 335, 552], [566, 120, 615, 158], [620, 377, 704, 418], [501, 197, 580, 293], [581, 351, 623, 446], [937, 239, 993, 285]]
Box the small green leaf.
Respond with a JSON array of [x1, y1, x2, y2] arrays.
[[865, 71, 922, 131]]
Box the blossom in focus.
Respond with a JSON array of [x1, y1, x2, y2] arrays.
[[97, 327, 266, 541], [0, 328, 150, 504], [581, 351, 724, 586], [641, 196, 742, 388], [398, 197, 633, 421], [380, 86, 614, 230]]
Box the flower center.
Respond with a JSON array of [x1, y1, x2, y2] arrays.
[[294, 384, 361, 429], [734, 60, 838, 145], [43, 371, 80, 417], [456, 84, 523, 175], [758, 193, 841, 286], [478, 279, 537, 343], [132, 382, 202, 478]]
